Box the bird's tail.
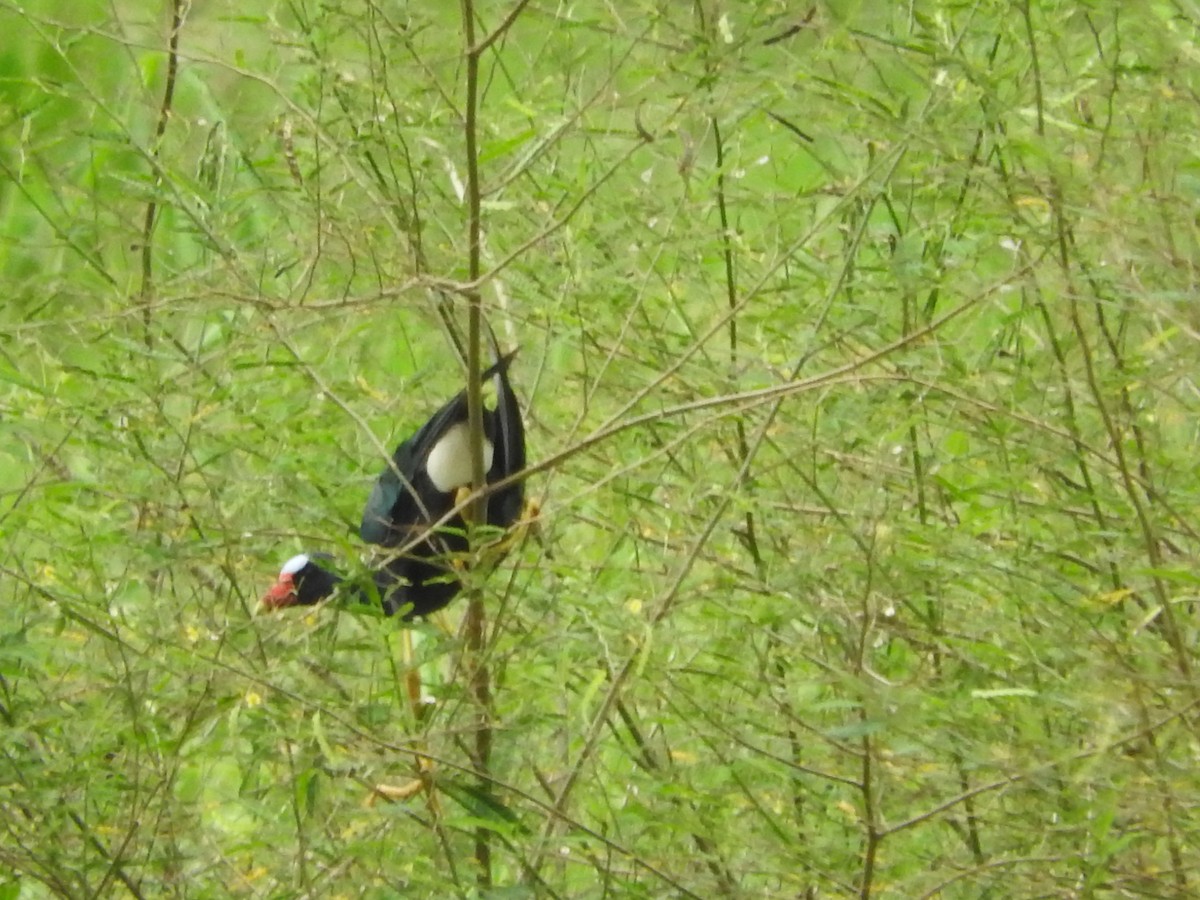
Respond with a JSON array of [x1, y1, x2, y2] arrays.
[[481, 318, 518, 382]]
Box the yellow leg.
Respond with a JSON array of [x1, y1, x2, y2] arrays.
[[401, 629, 425, 720], [368, 497, 542, 807], [367, 627, 438, 807]]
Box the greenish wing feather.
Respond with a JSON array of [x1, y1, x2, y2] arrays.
[[360, 438, 417, 545]]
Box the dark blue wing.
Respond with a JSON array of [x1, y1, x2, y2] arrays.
[[360, 434, 422, 545]]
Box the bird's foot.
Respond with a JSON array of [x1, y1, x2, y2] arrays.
[[366, 778, 425, 805]]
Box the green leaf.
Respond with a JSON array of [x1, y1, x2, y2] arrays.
[[439, 778, 527, 835]]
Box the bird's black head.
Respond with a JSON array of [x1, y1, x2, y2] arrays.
[[260, 553, 341, 611]]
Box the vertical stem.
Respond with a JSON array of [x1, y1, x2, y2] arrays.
[[711, 119, 761, 570], [859, 731, 878, 900], [139, 0, 187, 350], [459, 0, 492, 886]]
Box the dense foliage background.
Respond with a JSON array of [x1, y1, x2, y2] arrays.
[[2, 1, 1199, 896]]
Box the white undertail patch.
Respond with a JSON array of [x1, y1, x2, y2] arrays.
[[425, 422, 494, 493]]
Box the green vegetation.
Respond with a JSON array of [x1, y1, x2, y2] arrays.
[[2, 1, 1198, 896]]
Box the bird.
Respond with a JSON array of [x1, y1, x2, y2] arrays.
[[260, 348, 526, 620]]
